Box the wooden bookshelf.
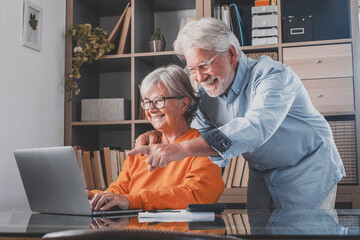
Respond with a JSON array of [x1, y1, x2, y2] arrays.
[[65, 0, 360, 208], [205, 0, 360, 208]]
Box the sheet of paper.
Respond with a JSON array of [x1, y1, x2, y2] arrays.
[[138, 209, 215, 223]]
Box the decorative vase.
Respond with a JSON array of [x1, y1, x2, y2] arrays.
[[149, 40, 166, 52]]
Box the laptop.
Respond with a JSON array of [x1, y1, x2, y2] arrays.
[[14, 146, 142, 217]]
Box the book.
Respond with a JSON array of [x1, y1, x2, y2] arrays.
[[108, 2, 130, 45], [103, 147, 113, 187], [94, 150, 106, 189], [117, 6, 131, 54], [229, 4, 246, 46], [110, 149, 119, 183], [240, 160, 249, 188], [222, 161, 231, 185], [222, 213, 231, 234], [233, 214, 246, 235], [226, 213, 237, 234], [213, 4, 221, 20], [226, 156, 238, 188], [82, 151, 95, 189], [91, 152, 101, 189], [271, 0, 277, 5], [241, 213, 251, 234], [74, 149, 87, 188], [116, 150, 121, 173], [221, 5, 231, 29], [138, 85, 146, 120], [232, 155, 246, 187]]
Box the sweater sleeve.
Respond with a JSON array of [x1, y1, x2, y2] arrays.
[[125, 156, 225, 211]]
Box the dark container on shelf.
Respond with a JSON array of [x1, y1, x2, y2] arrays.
[[282, 15, 313, 43]]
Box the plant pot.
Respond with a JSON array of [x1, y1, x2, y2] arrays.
[[149, 40, 166, 52]]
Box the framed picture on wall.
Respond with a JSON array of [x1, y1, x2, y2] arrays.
[[22, 0, 43, 51]]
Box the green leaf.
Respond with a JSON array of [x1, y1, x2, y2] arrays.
[[65, 23, 114, 97]]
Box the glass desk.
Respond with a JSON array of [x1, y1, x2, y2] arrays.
[[1, 209, 360, 239]]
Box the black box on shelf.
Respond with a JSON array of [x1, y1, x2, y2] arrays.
[[282, 16, 313, 43]]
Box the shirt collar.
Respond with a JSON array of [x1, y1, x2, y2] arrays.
[[220, 51, 248, 103]]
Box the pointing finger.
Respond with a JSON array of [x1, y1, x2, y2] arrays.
[[148, 165, 157, 172], [127, 146, 150, 156]]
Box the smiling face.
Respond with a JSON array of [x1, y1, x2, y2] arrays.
[[144, 83, 190, 137], [184, 47, 238, 97]]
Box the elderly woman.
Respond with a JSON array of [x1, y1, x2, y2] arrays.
[[87, 65, 224, 211]]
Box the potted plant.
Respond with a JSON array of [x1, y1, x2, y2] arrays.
[[65, 23, 115, 100], [149, 27, 166, 52]]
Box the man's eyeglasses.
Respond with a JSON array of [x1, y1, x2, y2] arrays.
[[184, 53, 220, 77], [140, 96, 184, 110]]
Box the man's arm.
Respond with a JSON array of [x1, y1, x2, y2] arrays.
[[134, 130, 162, 148], [127, 137, 219, 171]]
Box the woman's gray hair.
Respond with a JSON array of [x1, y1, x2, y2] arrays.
[[140, 65, 199, 124], [173, 17, 242, 60]]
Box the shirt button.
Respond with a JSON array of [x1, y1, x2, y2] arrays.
[[236, 89, 240, 93]]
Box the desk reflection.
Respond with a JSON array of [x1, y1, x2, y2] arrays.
[[91, 216, 226, 235], [222, 209, 356, 237], [2, 209, 360, 238], [26, 213, 91, 233]]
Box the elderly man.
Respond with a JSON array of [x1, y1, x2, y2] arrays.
[[129, 17, 345, 209]]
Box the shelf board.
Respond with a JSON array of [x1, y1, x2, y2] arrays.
[[71, 53, 131, 61], [134, 119, 150, 124], [102, 53, 132, 59], [280, 38, 352, 48], [219, 188, 247, 204], [337, 185, 360, 193], [222, 188, 247, 196], [72, 120, 133, 126], [85, 38, 353, 59], [241, 44, 279, 51], [130, 38, 353, 55], [134, 51, 176, 57], [322, 111, 356, 116]]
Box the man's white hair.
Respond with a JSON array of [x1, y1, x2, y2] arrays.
[[173, 17, 242, 60]]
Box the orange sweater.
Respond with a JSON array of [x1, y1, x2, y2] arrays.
[[105, 128, 225, 211]]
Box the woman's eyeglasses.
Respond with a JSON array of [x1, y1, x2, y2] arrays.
[[140, 96, 184, 110], [184, 53, 220, 77]]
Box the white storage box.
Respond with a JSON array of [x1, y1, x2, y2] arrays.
[[251, 5, 277, 15], [252, 36, 278, 46], [252, 28, 278, 37], [252, 14, 278, 28], [81, 98, 131, 122]]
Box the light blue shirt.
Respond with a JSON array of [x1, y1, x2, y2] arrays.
[[191, 52, 345, 209]]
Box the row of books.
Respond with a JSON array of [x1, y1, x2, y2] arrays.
[[214, 4, 246, 46], [108, 2, 131, 54], [74, 146, 129, 190], [222, 213, 251, 235], [223, 155, 249, 188]]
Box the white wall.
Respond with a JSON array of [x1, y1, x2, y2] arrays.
[[0, 0, 66, 211]]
